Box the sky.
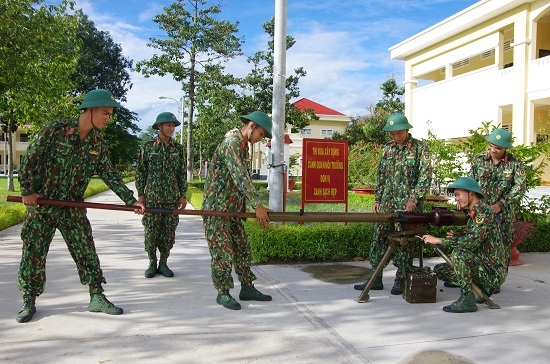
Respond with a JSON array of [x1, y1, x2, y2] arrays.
[[48, 0, 479, 132]]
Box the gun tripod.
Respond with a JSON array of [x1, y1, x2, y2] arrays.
[[356, 224, 500, 309]]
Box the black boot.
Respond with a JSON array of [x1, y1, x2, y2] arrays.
[[354, 274, 383, 291], [391, 275, 404, 295], [16, 294, 36, 323], [157, 261, 174, 277], [443, 293, 478, 313], [88, 293, 123, 315], [239, 285, 272, 301], [144, 259, 157, 278]]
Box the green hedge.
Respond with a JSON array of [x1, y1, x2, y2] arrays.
[[519, 222, 550, 252], [246, 221, 373, 263]]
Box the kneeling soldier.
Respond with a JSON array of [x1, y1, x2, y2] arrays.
[[422, 177, 507, 313]]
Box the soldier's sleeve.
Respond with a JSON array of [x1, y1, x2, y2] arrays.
[[500, 158, 527, 209], [411, 142, 432, 203], [135, 143, 147, 198], [18, 121, 55, 196], [222, 137, 262, 209], [374, 147, 388, 203], [177, 144, 187, 199], [97, 141, 137, 206], [444, 213, 491, 250]]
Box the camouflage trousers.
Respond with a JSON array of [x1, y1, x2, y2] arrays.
[[496, 213, 513, 265], [203, 216, 256, 294], [434, 248, 506, 295], [142, 204, 179, 260], [18, 207, 106, 296], [369, 222, 414, 280]]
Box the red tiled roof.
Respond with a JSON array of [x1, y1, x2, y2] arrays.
[[291, 97, 346, 116], [266, 134, 293, 146]]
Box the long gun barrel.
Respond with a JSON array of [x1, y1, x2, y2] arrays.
[[7, 196, 467, 225]]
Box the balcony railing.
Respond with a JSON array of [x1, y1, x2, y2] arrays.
[[529, 56, 550, 93]]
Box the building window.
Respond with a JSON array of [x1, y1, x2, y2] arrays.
[[20, 134, 28, 142], [481, 49, 495, 59], [321, 129, 333, 136], [452, 58, 470, 69], [503, 39, 513, 52], [300, 128, 312, 135]]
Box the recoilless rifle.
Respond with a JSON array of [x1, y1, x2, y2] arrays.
[[355, 207, 500, 309], [6, 197, 499, 308]]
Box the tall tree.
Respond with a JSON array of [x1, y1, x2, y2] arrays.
[[335, 76, 405, 147], [72, 11, 140, 170], [239, 17, 317, 130], [0, 0, 79, 191], [364, 76, 405, 145], [192, 63, 243, 172], [136, 0, 243, 181]]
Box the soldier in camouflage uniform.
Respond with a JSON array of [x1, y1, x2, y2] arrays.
[[136, 112, 187, 278], [469, 128, 526, 273], [202, 111, 273, 310], [354, 114, 432, 295], [16, 89, 146, 323], [423, 177, 506, 313]]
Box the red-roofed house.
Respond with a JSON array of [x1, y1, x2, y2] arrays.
[[251, 98, 351, 180], [286, 98, 351, 177]]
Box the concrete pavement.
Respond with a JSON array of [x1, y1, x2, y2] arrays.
[[1, 183, 549, 364]]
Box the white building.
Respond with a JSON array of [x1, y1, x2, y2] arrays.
[[389, 0, 550, 180]]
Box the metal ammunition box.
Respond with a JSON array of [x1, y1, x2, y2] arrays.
[[403, 271, 437, 303]]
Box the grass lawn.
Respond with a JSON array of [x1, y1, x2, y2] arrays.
[[0, 177, 133, 231]]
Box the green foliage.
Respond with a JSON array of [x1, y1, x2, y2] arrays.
[[461, 121, 495, 163], [186, 185, 204, 210], [521, 221, 550, 252], [516, 194, 550, 224], [422, 128, 464, 195], [237, 18, 316, 131], [336, 76, 403, 147], [82, 176, 134, 199], [246, 221, 372, 264], [1, 0, 79, 191], [136, 0, 243, 174], [73, 11, 141, 170], [0, 176, 25, 230], [0, 176, 134, 231], [348, 143, 382, 188], [0, 0, 80, 123], [288, 153, 301, 178]]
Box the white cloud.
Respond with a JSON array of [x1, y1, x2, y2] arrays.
[[64, 0, 475, 130]]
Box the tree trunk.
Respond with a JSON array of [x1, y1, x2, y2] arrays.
[[7, 119, 15, 192]]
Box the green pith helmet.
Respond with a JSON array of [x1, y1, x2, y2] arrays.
[[240, 111, 272, 138], [78, 89, 122, 110], [152, 112, 181, 130], [485, 128, 513, 149], [447, 176, 484, 199], [383, 113, 414, 131]]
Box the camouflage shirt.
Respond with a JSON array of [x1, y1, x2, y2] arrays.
[[19, 119, 136, 205], [469, 151, 526, 213], [135, 137, 187, 204], [375, 134, 432, 211], [202, 128, 261, 212], [441, 200, 506, 272]]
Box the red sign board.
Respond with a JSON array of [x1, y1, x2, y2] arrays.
[[301, 139, 348, 205]]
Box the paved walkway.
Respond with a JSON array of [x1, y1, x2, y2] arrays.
[[0, 183, 549, 363]]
